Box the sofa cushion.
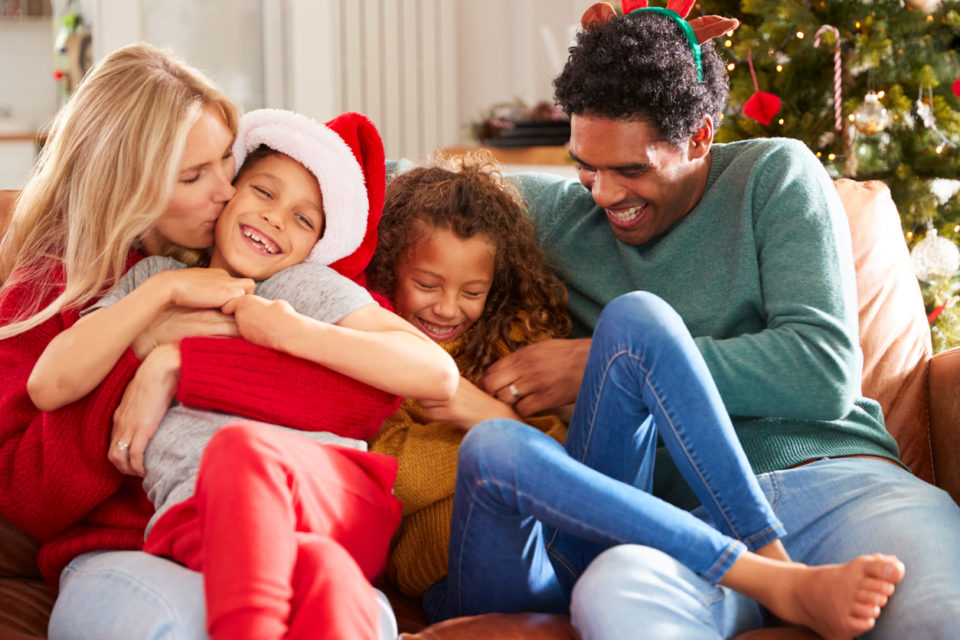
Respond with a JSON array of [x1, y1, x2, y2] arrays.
[[836, 178, 934, 482]]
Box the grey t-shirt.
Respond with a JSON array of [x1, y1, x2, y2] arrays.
[[87, 256, 376, 535]]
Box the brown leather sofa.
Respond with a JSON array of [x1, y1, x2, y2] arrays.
[[2, 178, 959, 639]]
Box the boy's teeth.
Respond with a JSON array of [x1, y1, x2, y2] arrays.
[[242, 228, 279, 254]]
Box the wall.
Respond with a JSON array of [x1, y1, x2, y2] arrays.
[[0, 16, 56, 188], [0, 0, 585, 187]]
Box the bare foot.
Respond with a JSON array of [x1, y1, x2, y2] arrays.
[[758, 553, 905, 640]]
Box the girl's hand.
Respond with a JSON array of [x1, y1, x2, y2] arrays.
[[157, 268, 255, 309], [420, 377, 520, 429], [220, 294, 302, 352], [132, 307, 239, 359], [110, 344, 181, 476]]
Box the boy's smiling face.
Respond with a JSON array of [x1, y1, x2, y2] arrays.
[[209, 153, 324, 280]]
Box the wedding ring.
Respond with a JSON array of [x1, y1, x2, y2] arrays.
[[508, 383, 520, 400], [116, 441, 130, 452]]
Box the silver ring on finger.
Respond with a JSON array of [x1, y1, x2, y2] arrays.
[[508, 383, 521, 400], [115, 441, 130, 452]]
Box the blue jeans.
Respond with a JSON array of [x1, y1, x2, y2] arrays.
[[48, 550, 399, 639], [423, 292, 784, 622], [570, 457, 960, 639]]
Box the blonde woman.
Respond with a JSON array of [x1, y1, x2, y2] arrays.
[[0, 44, 399, 639]]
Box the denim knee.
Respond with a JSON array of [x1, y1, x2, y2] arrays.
[[458, 419, 530, 479], [595, 292, 687, 348]]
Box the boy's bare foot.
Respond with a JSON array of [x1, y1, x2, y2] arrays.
[[752, 553, 905, 640]]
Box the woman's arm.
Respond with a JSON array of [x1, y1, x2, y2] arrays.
[[0, 277, 140, 538], [222, 294, 459, 402], [27, 266, 253, 412]]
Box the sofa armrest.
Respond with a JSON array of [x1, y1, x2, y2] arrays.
[[927, 347, 960, 505]]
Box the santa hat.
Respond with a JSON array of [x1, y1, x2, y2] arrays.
[[233, 109, 385, 277]]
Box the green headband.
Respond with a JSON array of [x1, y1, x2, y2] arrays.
[[630, 6, 703, 83]]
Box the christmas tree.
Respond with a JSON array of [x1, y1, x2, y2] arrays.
[[700, 0, 960, 349]]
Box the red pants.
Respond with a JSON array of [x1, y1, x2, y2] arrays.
[[144, 421, 402, 640]]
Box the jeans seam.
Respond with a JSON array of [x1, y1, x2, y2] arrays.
[[633, 355, 745, 541]]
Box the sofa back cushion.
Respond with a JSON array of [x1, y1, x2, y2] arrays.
[[835, 178, 934, 482]]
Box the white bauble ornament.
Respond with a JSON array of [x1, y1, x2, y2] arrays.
[[904, 0, 941, 13], [854, 92, 891, 135], [911, 227, 960, 282]]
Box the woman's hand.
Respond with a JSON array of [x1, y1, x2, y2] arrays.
[[420, 377, 520, 429], [220, 294, 301, 352], [110, 344, 181, 476], [132, 307, 239, 360]]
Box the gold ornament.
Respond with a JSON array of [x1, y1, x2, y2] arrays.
[[853, 92, 891, 135]]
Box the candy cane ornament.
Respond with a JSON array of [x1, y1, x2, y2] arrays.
[[814, 25, 843, 131]]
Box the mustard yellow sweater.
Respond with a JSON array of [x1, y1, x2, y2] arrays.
[[369, 334, 567, 597]]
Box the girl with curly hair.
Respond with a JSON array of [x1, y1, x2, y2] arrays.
[[366, 150, 571, 596]]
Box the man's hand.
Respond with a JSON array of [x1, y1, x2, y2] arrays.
[[110, 344, 180, 476], [132, 307, 239, 359], [479, 338, 591, 416], [420, 376, 519, 429]]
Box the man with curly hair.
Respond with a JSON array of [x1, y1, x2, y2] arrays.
[[480, 6, 960, 638]]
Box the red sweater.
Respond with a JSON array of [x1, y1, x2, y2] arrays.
[[0, 261, 401, 585]]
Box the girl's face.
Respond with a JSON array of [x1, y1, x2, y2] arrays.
[[142, 105, 236, 255], [393, 225, 496, 344], [209, 153, 324, 280]]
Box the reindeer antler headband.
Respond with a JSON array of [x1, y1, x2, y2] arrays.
[[581, 1, 740, 83]]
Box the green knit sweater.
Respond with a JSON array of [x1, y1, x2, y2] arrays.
[[511, 137, 901, 508]]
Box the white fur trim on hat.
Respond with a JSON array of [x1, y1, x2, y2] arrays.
[[233, 108, 368, 266]]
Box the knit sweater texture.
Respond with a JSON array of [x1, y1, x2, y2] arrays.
[[370, 331, 567, 597], [511, 137, 901, 508], [0, 257, 401, 585]]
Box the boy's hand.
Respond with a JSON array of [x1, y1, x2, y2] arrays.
[[110, 344, 180, 476], [160, 268, 255, 309], [221, 294, 301, 352], [421, 377, 517, 429]]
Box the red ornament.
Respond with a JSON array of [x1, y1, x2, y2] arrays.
[[744, 92, 782, 126], [53, 69, 65, 81], [953, 78, 960, 98], [742, 50, 781, 126]]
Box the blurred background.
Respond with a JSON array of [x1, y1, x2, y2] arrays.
[[0, 0, 584, 187]]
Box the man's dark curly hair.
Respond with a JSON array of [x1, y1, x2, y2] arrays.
[[367, 151, 570, 380], [553, 10, 729, 145]]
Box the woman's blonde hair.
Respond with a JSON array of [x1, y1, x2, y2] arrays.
[[0, 42, 237, 339]]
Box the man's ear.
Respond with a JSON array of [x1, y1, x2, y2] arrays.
[[688, 116, 714, 159]]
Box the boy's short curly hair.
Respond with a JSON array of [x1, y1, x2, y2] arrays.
[[553, 10, 729, 145]]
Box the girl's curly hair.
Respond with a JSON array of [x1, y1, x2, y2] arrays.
[[367, 150, 570, 379], [553, 10, 729, 145]]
